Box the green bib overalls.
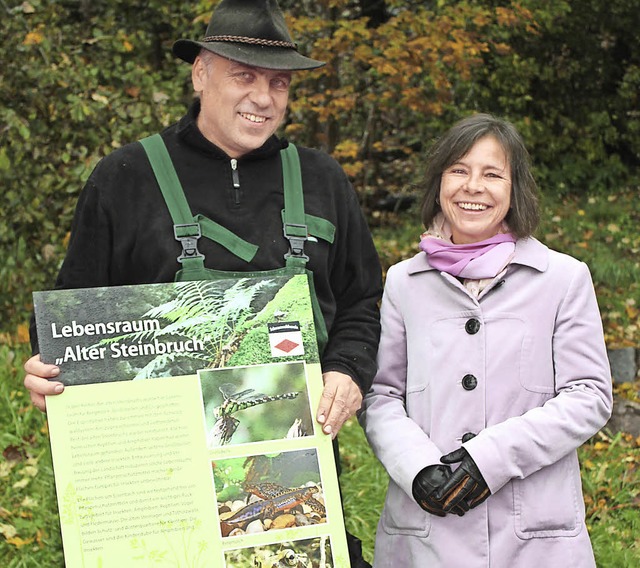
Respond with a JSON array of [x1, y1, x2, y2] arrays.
[[140, 135, 370, 567], [139, 134, 331, 354]]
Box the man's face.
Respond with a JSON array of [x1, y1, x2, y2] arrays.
[[192, 53, 291, 158]]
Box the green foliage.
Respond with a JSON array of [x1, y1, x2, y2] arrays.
[[580, 431, 640, 566], [0, 343, 63, 566], [536, 189, 640, 347], [104, 278, 273, 376], [2, 0, 639, 335], [228, 275, 320, 367], [470, 0, 640, 192], [285, 0, 639, 205], [0, 0, 203, 330]]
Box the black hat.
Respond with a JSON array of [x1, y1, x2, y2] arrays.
[[173, 0, 325, 70]]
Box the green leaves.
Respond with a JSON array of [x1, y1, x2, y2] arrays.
[[1, 0, 638, 340], [0, 0, 193, 332]]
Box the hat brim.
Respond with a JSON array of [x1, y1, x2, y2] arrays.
[[173, 39, 325, 71]]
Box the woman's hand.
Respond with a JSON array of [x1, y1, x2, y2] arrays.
[[436, 448, 490, 511], [412, 464, 467, 517]]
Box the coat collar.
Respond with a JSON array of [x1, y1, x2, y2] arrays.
[[407, 236, 549, 275]]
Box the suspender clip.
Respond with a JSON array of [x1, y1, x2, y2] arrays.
[[174, 223, 205, 262], [283, 223, 309, 262]]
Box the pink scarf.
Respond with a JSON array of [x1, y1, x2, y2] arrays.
[[419, 233, 516, 279]]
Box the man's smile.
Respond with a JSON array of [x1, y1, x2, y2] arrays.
[[239, 112, 267, 123]]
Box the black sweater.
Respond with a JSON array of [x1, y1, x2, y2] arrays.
[[32, 102, 382, 392]]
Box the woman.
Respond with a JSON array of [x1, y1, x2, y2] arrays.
[[360, 114, 612, 567]]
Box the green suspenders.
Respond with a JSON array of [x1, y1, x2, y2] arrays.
[[139, 134, 334, 271], [138, 134, 331, 350], [139, 135, 258, 272]]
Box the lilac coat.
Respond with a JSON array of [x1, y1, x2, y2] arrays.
[[360, 237, 612, 568]]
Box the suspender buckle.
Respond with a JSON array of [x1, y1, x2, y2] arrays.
[[174, 223, 205, 262], [283, 223, 309, 261]]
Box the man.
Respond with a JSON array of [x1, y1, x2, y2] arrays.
[[24, 1, 381, 566]]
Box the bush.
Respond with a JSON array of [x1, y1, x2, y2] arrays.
[[1, 0, 638, 335]]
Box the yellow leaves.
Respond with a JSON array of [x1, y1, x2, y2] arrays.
[[91, 93, 109, 106], [6, 534, 35, 549], [0, 523, 17, 540], [21, 496, 38, 509], [0, 461, 12, 479], [353, 44, 373, 62], [20, 1, 35, 13], [495, 7, 517, 27], [580, 431, 639, 522], [12, 478, 31, 490], [472, 13, 489, 27], [23, 30, 44, 46], [493, 42, 512, 56], [22, 464, 39, 478], [16, 323, 30, 344], [0, 447, 43, 548], [6, 455, 39, 490], [0, 521, 34, 550], [333, 140, 359, 161], [341, 162, 364, 178], [152, 91, 169, 104], [376, 60, 400, 76], [333, 141, 363, 179], [372, 141, 385, 153], [283, 123, 305, 139], [614, 381, 640, 404]]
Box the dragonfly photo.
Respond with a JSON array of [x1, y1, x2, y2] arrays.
[[199, 362, 313, 447]]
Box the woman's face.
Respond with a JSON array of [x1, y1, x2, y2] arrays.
[[439, 136, 512, 244]]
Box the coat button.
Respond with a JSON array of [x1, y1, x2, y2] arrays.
[[462, 432, 476, 443], [462, 374, 478, 390], [465, 318, 481, 334]]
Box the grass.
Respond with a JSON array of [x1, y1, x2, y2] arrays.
[[1, 342, 638, 567], [0, 344, 63, 567], [1, 188, 639, 566], [580, 431, 640, 566]]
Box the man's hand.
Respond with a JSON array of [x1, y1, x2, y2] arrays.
[[316, 371, 362, 439], [23, 354, 63, 412]]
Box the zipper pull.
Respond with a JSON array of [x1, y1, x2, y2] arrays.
[[230, 159, 240, 204], [230, 159, 240, 188]]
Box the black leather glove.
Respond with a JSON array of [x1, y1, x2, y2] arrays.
[[435, 447, 490, 512], [412, 465, 466, 517]]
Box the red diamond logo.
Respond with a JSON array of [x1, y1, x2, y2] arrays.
[[275, 339, 299, 353]]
